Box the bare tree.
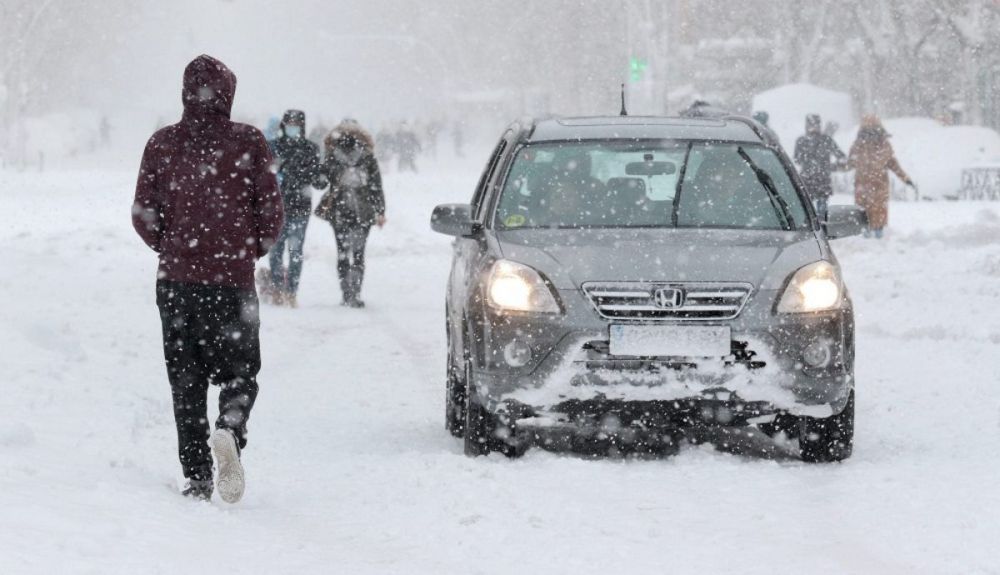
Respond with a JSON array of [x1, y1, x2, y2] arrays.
[[936, 0, 994, 124], [1, 0, 61, 165]]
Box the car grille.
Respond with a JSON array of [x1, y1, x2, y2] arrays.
[[582, 281, 753, 321]]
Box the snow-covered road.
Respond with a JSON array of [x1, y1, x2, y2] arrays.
[[2, 160, 999, 574]]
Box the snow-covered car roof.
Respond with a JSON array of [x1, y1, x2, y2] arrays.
[[527, 116, 764, 144]]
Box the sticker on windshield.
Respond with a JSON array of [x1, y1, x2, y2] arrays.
[[504, 214, 527, 228]]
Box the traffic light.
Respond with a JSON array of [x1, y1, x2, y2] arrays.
[[629, 56, 648, 82]]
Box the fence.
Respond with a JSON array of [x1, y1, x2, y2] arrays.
[[958, 166, 1000, 201]]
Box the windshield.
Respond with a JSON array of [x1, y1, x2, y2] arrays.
[[494, 141, 809, 230]]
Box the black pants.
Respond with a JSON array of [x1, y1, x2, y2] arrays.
[[332, 222, 371, 301], [813, 197, 829, 222], [156, 280, 260, 481], [804, 178, 833, 221]]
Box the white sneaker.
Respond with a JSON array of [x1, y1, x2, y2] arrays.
[[210, 428, 245, 504]]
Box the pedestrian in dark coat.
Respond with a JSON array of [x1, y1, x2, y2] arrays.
[[375, 126, 396, 167], [794, 114, 846, 221], [265, 109, 327, 307], [131, 54, 283, 502], [315, 120, 385, 307], [848, 115, 915, 238], [395, 122, 421, 173]]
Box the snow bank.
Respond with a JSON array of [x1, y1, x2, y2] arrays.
[[752, 83, 855, 152]]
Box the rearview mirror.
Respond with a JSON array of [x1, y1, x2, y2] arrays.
[[431, 203, 477, 237], [625, 161, 676, 177], [824, 205, 867, 239]]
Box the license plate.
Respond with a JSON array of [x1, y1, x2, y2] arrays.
[[608, 325, 731, 357]]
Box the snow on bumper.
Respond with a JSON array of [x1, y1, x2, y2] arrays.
[[470, 289, 854, 425]]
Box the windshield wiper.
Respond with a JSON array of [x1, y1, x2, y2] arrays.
[[670, 143, 693, 226], [737, 147, 794, 231]]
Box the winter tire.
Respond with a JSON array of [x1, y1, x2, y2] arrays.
[[463, 385, 493, 457], [445, 347, 467, 438], [462, 362, 524, 459], [800, 390, 854, 463]]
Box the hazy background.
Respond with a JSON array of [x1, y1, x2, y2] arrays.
[[2, 0, 1000, 167]]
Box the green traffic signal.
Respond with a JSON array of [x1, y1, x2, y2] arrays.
[[629, 57, 648, 82]]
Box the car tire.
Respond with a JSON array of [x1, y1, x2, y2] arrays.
[[800, 390, 854, 463], [445, 346, 467, 438], [463, 383, 493, 457], [463, 361, 524, 459]]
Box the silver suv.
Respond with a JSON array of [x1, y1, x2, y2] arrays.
[[431, 116, 865, 462]]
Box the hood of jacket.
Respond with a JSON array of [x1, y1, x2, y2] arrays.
[[280, 109, 306, 136], [857, 114, 890, 143], [181, 55, 236, 122], [325, 120, 374, 153]]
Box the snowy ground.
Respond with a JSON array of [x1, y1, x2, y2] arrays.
[[2, 155, 1000, 574]]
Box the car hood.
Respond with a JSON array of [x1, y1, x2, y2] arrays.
[[496, 228, 823, 290]]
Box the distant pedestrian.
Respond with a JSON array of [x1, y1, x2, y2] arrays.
[[681, 100, 728, 118], [396, 122, 421, 172], [264, 116, 281, 141], [375, 126, 396, 168], [452, 121, 464, 158], [263, 109, 327, 307], [848, 115, 915, 238], [748, 109, 781, 146], [131, 55, 283, 503], [424, 120, 441, 158], [794, 114, 846, 221], [315, 120, 386, 307]]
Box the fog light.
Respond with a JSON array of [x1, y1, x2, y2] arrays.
[[802, 340, 832, 368], [503, 339, 532, 367], [715, 406, 733, 424]]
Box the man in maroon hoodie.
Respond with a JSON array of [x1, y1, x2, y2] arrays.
[[132, 55, 283, 503]]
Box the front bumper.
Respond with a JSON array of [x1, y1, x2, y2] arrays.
[[468, 288, 855, 429]]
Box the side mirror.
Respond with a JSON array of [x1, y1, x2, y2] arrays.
[[823, 205, 867, 239], [431, 203, 477, 237]]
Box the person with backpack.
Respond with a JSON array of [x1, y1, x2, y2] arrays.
[[794, 114, 846, 221], [262, 109, 327, 307], [131, 55, 283, 503], [315, 120, 385, 308]]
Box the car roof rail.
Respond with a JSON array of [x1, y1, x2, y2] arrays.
[[722, 114, 780, 147], [520, 113, 561, 142], [512, 116, 533, 140]]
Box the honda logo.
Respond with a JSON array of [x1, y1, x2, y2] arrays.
[[653, 287, 685, 309]]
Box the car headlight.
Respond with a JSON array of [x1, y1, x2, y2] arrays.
[[487, 260, 560, 313], [777, 261, 842, 313]]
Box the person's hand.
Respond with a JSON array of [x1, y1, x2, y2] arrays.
[[376, 214, 386, 228], [907, 181, 919, 193]]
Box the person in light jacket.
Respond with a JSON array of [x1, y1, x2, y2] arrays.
[[848, 115, 916, 238]]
